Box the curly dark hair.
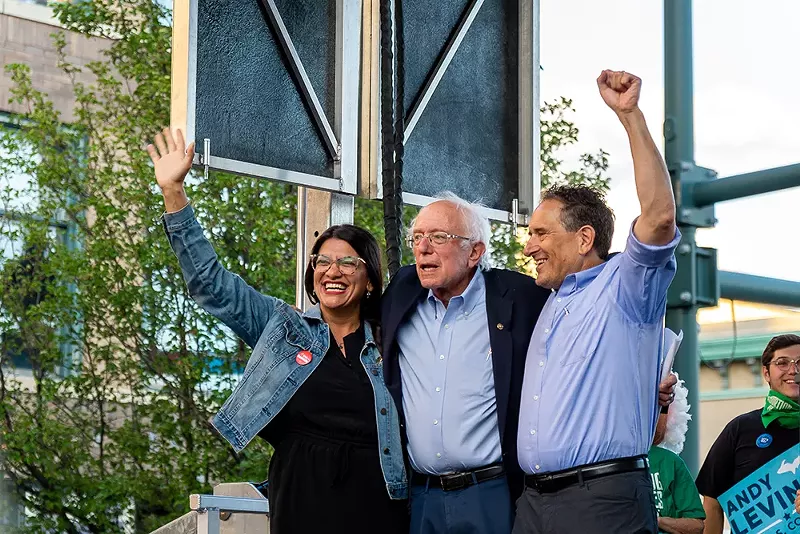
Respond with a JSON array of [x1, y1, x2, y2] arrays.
[[541, 184, 615, 260], [761, 333, 800, 367]]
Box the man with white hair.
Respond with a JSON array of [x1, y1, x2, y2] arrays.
[[381, 192, 551, 533]]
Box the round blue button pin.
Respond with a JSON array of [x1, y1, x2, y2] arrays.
[[756, 433, 773, 448]]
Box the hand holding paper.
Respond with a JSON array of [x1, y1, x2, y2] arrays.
[[661, 328, 683, 383]]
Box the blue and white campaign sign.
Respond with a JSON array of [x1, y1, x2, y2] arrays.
[[719, 446, 800, 534]]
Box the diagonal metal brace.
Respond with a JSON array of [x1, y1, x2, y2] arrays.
[[258, 0, 340, 160], [404, 0, 485, 141]]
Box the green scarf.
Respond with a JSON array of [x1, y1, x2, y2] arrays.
[[762, 389, 800, 429]]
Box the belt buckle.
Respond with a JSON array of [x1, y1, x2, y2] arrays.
[[441, 473, 470, 492]]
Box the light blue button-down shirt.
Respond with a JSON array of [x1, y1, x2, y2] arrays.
[[517, 223, 681, 474], [398, 269, 501, 474]]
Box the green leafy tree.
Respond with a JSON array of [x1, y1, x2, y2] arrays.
[[0, 1, 292, 532]]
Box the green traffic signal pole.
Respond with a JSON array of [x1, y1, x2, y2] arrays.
[[664, 0, 800, 476], [664, 0, 702, 476], [719, 272, 800, 308], [692, 164, 800, 206]]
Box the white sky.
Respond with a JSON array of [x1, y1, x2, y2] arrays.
[[539, 0, 800, 283]]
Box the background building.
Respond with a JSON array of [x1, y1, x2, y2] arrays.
[[1, 0, 110, 527], [697, 300, 800, 459]]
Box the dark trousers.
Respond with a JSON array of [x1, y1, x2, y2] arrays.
[[512, 469, 657, 534], [410, 474, 513, 534]]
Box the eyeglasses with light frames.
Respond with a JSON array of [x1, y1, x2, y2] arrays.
[[407, 231, 470, 248], [310, 254, 365, 275], [770, 357, 800, 373]]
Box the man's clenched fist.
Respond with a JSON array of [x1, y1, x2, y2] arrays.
[[597, 70, 642, 115]]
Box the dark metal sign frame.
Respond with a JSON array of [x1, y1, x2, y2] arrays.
[[171, 0, 541, 223], [171, 0, 361, 194], [364, 0, 541, 223]]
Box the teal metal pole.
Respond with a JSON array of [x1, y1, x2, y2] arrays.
[[664, 0, 701, 475], [664, 0, 694, 164], [667, 305, 699, 445], [692, 163, 800, 206], [666, 232, 701, 475], [720, 271, 800, 308]]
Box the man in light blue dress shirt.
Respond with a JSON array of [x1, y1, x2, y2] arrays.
[[513, 70, 680, 534], [381, 193, 552, 534]]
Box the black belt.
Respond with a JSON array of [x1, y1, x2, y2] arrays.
[[524, 455, 648, 494], [411, 463, 505, 492]]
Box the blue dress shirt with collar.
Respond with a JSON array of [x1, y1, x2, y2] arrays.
[[517, 223, 681, 475], [397, 269, 502, 475]]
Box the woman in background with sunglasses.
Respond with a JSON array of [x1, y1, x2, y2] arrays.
[[147, 128, 408, 533]]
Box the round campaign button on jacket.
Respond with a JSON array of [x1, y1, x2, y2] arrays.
[[295, 350, 313, 366], [756, 433, 773, 448]]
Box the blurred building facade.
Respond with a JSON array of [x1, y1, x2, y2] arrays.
[[1, 0, 110, 528], [696, 300, 800, 460]]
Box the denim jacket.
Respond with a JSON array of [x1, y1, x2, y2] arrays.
[[163, 204, 408, 499]]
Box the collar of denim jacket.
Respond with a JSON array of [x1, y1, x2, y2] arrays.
[[302, 304, 377, 348], [302, 304, 323, 321]]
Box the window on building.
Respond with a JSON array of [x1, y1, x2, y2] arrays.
[[0, 115, 73, 372]]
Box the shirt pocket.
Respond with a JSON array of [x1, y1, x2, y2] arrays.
[[456, 348, 495, 401], [554, 302, 600, 367]]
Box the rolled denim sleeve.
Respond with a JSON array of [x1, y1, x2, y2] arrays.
[[615, 219, 681, 324], [163, 204, 276, 348]]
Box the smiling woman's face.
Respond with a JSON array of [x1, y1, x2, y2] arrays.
[[312, 238, 372, 317]]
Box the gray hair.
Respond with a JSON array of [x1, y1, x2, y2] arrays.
[[408, 191, 492, 271]]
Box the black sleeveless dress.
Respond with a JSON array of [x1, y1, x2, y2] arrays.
[[258, 326, 409, 533]]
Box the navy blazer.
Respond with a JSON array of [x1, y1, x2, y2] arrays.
[[381, 264, 550, 497]]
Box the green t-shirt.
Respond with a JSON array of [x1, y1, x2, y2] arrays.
[[648, 445, 706, 529]]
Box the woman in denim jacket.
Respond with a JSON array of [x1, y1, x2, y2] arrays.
[[147, 129, 408, 533]]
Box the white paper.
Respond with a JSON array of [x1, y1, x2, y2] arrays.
[[660, 328, 683, 382]]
